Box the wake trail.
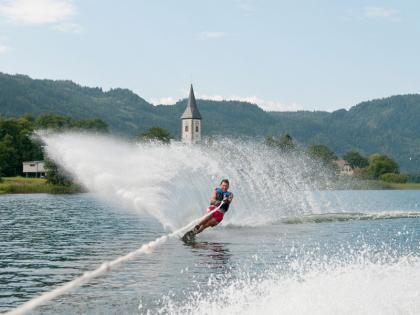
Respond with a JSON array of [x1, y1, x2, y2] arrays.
[[282, 211, 420, 224], [5, 210, 217, 315]]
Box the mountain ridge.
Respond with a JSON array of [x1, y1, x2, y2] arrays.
[[0, 72, 419, 171]]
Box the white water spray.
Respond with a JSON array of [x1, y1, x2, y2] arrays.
[[40, 132, 332, 229], [156, 255, 420, 315]]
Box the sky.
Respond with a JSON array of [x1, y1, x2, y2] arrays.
[[0, 0, 420, 111]]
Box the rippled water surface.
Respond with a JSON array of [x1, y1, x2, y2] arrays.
[[1, 191, 420, 314]]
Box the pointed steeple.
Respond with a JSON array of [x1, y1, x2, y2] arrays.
[[181, 84, 202, 120]]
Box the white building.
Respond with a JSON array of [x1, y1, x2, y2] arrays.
[[22, 161, 46, 177], [334, 159, 354, 176], [181, 85, 202, 144]]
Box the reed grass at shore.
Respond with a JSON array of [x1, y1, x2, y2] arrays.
[[0, 177, 82, 194]]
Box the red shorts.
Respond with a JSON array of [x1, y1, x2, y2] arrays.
[[207, 205, 224, 223]]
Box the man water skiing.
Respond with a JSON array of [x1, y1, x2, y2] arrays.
[[182, 179, 234, 242]]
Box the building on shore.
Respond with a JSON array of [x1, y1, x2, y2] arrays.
[[180, 84, 202, 144], [22, 161, 46, 177], [334, 159, 354, 176]]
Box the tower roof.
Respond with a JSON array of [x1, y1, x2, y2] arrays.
[[181, 84, 202, 120]]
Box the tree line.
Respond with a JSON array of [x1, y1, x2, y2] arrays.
[[0, 116, 418, 185], [137, 128, 419, 184], [265, 133, 418, 183], [136, 128, 418, 184]]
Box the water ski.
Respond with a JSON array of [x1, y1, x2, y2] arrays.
[[181, 230, 196, 243]]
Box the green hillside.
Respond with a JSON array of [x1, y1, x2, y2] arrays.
[[0, 72, 419, 171], [0, 73, 162, 134]]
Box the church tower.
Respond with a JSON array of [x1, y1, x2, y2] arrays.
[[181, 84, 202, 144]]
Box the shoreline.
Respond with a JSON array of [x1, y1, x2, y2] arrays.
[[0, 177, 419, 196], [0, 177, 82, 195], [377, 182, 420, 190], [333, 179, 420, 190]]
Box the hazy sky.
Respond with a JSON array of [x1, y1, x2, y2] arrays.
[[0, 0, 419, 111]]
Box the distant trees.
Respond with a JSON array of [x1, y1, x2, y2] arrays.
[[343, 151, 369, 169], [340, 150, 406, 182], [70, 118, 108, 132], [35, 113, 72, 130], [137, 127, 172, 144], [307, 144, 337, 164], [0, 116, 43, 176], [265, 131, 414, 183], [367, 154, 399, 179], [44, 159, 73, 186], [379, 173, 408, 183], [0, 135, 19, 176], [408, 173, 420, 183], [303, 144, 409, 183], [35, 113, 108, 132], [265, 134, 296, 151]]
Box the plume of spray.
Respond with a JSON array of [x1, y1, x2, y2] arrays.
[[40, 132, 335, 230], [154, 243, 420, 315]]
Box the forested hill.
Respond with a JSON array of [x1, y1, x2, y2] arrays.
[[0, 72, 419, 171], [269, 95, 420, 172]]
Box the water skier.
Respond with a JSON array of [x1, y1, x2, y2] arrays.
[[182, 179, 234, 242]]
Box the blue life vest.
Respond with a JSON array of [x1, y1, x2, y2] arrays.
[[214, 187, 232, 212]]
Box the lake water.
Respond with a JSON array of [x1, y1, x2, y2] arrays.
[[1, 190, 419, 315]]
